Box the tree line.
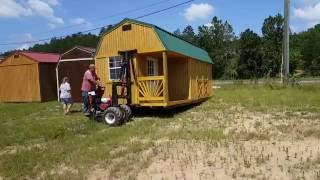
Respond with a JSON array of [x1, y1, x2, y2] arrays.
[[1, 14, 320, 79], [175, 14, 320, 79]]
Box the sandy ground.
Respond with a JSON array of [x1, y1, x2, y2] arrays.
[[86, 105, 320, 180]]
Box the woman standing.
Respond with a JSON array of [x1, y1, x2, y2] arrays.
[[60, 77, 73, 115]]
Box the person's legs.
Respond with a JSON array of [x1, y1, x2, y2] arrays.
[[66, 104, 72, 114], [82, 91, 89, 114], [62, 103, 67, 115], [67, 98, 73, 113], [66, 98, 73, 114]]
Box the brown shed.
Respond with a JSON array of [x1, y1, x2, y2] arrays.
[[56, 46, 95, 102], [0, 51, 60, 102]]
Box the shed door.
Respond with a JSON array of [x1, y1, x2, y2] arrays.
[[146, 57, 159, 76]]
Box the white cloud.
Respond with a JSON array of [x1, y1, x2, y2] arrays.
[[71, 18, 87, 25], [43, 0, 60, 6], [294, 1, 320, 28], [294, 3, 320, 21], [27, 0, 64, 25], [0, 0, 63, 26], [299, 0, 319, 6], [14, 33, 36, 50], [21, 33, 35, 41], [17, 44, 31, 50], [184, 3, 214, 21], [0, 0, 32, 18], [70, 18, 92, 28], [204, 22, 213, 27]]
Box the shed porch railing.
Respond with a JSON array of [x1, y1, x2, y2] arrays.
[[137, 76, 165, 102]]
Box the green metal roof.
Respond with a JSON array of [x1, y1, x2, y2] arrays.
[[154, 28, 212, 64], [98, 18, 213, 64]]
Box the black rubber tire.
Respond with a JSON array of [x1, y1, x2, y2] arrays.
[[120, 104, 132, 122], [103, 107, 123, 126]]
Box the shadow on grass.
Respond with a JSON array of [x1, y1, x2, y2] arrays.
[[132, 102, 203, 118]]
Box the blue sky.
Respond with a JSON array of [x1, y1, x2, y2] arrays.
[[0, 0, 319, 52]]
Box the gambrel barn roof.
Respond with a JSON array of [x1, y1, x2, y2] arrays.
[[98, 18, 213, 64]]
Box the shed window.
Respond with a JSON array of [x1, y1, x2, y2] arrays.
[[109, 56, 122, 80], [122, 24, 132, 31], [147, 57, 158, 76]]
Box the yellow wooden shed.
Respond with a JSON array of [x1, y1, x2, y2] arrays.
[[95, 19, 213, 107]]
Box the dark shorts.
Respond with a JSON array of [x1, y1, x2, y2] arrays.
[[60, 98, 73, 105]]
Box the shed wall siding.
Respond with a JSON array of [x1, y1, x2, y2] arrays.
[[0, 64, 41, 102], [39, 63, 58, 102], [58, 60, 93, 102], [189, 59, 212, 100], [168, 58, 189, 101]]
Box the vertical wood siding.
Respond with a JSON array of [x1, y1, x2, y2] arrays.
[[168, 57, 189, 101], [58, 60, 93, 102], [0, 55, 41, 102], [39, 64, 58, 102], [189, 59, 212, 100]]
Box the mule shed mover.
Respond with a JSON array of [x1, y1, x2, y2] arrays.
[[57, 46, 95, 102], [0, 52, 59, 102], [95, 19, 213, 107]]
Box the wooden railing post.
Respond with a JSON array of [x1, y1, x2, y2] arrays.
[[162, 51, 169, 103]]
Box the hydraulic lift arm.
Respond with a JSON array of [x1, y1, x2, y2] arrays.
[[111, 50, 137, 106]]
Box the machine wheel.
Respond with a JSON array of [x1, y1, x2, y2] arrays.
[[120, 104, 132, 122], [104, 107, 123, 126]]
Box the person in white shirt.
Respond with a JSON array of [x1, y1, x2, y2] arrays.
[[59, 77, 73, 115]]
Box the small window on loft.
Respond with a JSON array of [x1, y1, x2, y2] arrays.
[[122, 24, 132, 31], [14, 55, 19, 58]]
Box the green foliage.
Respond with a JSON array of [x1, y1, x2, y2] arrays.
[[198, 16, 236, 79], [181, 25, 198, 45], [99, 24, 114, 36], [299, 25, 320, 76], [261, 14, 284, 77], [238, 29, 263, 79]]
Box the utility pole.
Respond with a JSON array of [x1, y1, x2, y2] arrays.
[[283, 0, 290, 83]]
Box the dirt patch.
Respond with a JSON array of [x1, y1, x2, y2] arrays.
[[36, 164, 80, 179], [87, 167, 110, 180], [224, 109, 320, 141], [137, 139, 320, 180], [57, 104, 320, 179]]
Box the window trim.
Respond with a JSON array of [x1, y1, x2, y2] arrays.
[[108, 56, 122, 81]]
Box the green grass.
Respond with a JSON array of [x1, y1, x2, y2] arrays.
[[215, 84, 320, 112], [0, 84, 319, 179]]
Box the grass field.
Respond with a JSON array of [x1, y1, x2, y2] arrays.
[[0, 84, 320, 179]]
